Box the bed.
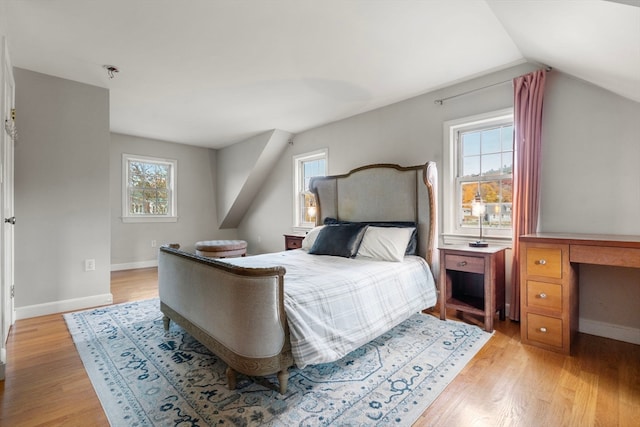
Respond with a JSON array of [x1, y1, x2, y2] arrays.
[[158, 161, 438, 394]]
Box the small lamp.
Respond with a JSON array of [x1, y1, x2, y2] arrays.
[[469, 192, 488, 247]]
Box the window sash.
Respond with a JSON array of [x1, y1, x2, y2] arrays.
[[442, 109, 514, 242], [122, 154, 177, 222], [293, 149, 327, 229]]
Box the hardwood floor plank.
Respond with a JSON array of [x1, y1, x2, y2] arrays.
[[1, 267, 639, 426]]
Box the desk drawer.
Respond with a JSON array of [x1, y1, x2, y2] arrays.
[[526, 280, 562, 311], [526, 247, 563, 278], [526, 313, 563, 348], [444, 254, 484, 274]]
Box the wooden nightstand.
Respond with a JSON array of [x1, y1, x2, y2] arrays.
[[284, 234, 305, 250], [439, 245, 506, 332]]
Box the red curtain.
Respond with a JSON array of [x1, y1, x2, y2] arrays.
[[510, 69, 546, 321]]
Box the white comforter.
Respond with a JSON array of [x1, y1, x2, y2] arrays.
[[222, 250, 437, 368]]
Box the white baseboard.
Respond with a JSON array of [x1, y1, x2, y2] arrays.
[[111, 260, 158, 271], [15, 293, 114, 320], [579, 317, 640, 345]]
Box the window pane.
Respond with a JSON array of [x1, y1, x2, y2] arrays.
[[481, 128, 501, 153], [501, 125, 513, 151], [302, 159, 325, 192], [502, 178, 513, 203], [502, 152, 513, 174], [303, 193, 317, 223], [460, 181, 479, 227], [462, 155, 480, 177], [481, 153, 501, 176], [462, 132, 480, 155]]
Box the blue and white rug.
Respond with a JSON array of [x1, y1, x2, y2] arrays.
[[64, 298, 492, 426]]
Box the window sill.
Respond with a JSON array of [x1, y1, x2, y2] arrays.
[[121, 216, 178, 223]]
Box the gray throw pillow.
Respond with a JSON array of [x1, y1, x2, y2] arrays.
[[308, 223, 369, 258]]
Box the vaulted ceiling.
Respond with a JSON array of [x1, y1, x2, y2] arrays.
[[3, 0, 639, 149]]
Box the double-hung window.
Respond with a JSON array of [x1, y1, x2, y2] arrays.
[[293, 149, 327, 229], [122, 154, 177, 223], [443, 109, 513, 242]]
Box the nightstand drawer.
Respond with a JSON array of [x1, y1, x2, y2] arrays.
[[526, 280, 563, 311], [444, 254, 484, 274], [284, 234, 304, 250], [526, 247, 563, 278], [526, 313, 563, 348]]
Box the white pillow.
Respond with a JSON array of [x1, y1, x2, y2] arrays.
[[301, 225, 325, 251], [356, 226, 415, 262]]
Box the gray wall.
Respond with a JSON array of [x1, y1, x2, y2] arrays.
[[539, 72, 640, 330], [14, 68, 111, 314], [110, 133, 236, 267], [237, 62, 539, 253], [237, 63, 640, 336]]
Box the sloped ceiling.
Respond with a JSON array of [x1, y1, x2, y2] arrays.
[[3, 0, 640, 149]]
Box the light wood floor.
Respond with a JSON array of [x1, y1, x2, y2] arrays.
[[1, 268, 638, 427]]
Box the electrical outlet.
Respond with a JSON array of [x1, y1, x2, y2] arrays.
[[85, 259, 96, 271], [151, 240, 157, 248]]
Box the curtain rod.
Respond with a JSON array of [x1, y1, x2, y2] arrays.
[[434, 66, 552, 106]]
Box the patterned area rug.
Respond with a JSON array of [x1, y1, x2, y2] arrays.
[[64, 298, 492, 426]]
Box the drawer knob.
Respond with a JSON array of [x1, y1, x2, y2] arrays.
[[535, 259, 547, 265], [458, 261, 467, 267], [539, 327, 548, 333], [538, 293, 548, 299]]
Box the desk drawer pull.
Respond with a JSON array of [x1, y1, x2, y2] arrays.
[[535, 259, 547, 265], [458, 261, 467, 267], [539, 327, 548, 333], [538, 292, 547, 299]]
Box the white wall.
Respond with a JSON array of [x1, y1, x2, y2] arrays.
[[110, 133, 236, 269], [237, 63, 640, 340], [14, 68, 112, 317]]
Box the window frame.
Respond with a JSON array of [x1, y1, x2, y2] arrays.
[[442, 109, 513, 244], [292, 148, 327, 231], [121, 153, 178, 223]]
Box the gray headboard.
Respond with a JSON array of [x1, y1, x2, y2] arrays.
[[309, 162, 438, 266]]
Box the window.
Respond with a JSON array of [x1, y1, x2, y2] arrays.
[[443, 109, 513, 242], [122, 154, 177, 223], [293, 149, 327, 229]]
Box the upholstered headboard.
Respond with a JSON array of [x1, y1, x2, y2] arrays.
[[309, 162, 438, 266]]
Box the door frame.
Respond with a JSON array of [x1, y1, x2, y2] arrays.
[[1, 36, 15, 380]]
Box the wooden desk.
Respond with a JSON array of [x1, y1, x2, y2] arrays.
[[519, 233, 640, 354]]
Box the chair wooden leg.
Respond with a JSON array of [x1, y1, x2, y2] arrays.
[[277, 369, 289, 394], [162, 315, 170, 331], [226, 366, 237, 391]]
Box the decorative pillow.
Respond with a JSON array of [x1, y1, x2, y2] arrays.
[[356, 226, 415, 262], [308, 223, 369, 258], [323, 217, 418, 255], [301, 225, 325, 251]]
